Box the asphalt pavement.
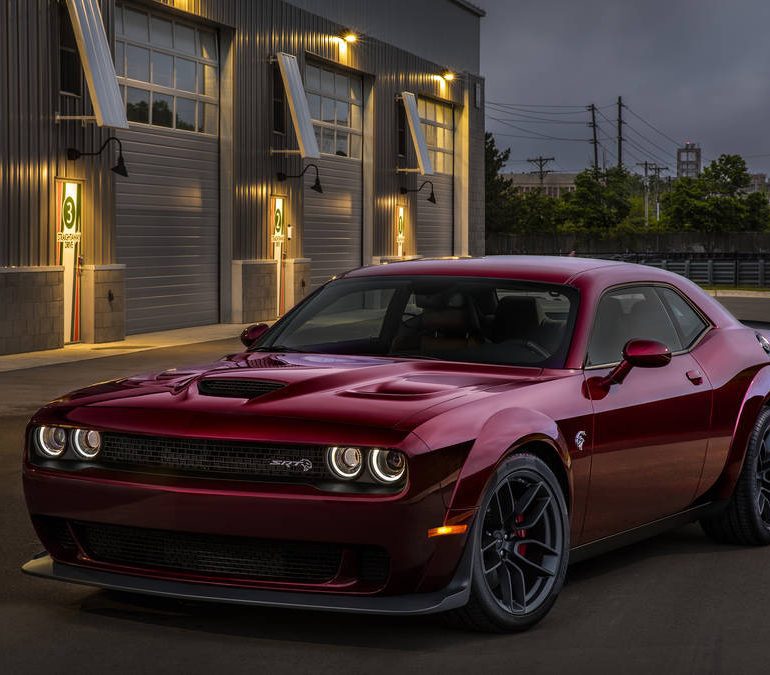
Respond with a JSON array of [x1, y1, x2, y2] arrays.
[[2, 338, 770, 674]]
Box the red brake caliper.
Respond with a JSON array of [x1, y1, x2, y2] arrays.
[[515, 514, 528, 556]]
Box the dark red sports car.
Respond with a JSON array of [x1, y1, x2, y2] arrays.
[[22, 256, 770, 631]]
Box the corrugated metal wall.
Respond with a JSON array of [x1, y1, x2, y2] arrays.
[[417, 173, 454, 257], [0, 0, 116, 269], [2, 0, 484, 278]]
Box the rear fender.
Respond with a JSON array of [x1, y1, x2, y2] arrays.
[[713, 365, 770, 500], [445, 407, 572, 512]]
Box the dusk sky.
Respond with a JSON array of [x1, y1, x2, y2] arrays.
[[477, 0, 770, 176]]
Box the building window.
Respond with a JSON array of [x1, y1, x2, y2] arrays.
[[115, 3, 219, 135], [305, 63, 362, 159], [418, 97, 454, 174], [59, 5, 82, 96], [273, 66, 286, 135]]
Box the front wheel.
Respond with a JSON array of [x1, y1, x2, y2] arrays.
[[701, 406, 770, 546], [446, 454, 570, 632]]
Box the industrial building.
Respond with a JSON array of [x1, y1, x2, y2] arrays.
[[0, 0, 486, 355]]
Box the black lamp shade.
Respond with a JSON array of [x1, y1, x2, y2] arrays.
[[311, 177, 324, 193], [428, 188, 437, 204], [111, 154, 129, 178]]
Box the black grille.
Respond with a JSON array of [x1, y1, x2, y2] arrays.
[[35, 516, 77, 552], [360, 547, 390, 583], [99, 433, 327, 482], [198, 378, 285, 399], [73, 521, 343, 583]]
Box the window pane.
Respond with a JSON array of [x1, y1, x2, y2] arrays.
[[335, 73, 348, 98], [350, 133, 362, 159], [175, 57, 196, 92], [151, 51, 173, 87], [175, 97, 196, 130], [658, 288, 707, 347], [200, 64, 217, 96], [174, 23, 196, 54], [336, 100, 349, 126], [123, 8, 148, 42], [350, 78, 362, 101], [417, 98, 426, 117], [435, 104, 444, 125], [126, 44, 150, 81], [434, 151, 443, 174], [151, 17, 173, 48], [424, 124, 437, 145], [152, 93, 174, 127], [425, 101, 435, 121], [307, 93, 321, 120], [114, 41, 125, 77], [126, 87, 149, 123], [587, 286, 683, 366], [306, 65, 320, 91], [321, 127, 335, 154], [350, 104, 361, 131], [321, 68, 334, 94], [60, 49, 81, 95], [115, 5, 123, 36], [199, 31, 217, 60], [336, 131, 349, 157], [314, 124, 322, 148], [321, 97, 335, 124], [203, 102, 218, 134]]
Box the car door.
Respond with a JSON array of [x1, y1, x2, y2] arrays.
[[581, 285, 712, 542]]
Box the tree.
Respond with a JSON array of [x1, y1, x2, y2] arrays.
[[701, 154, 751, 197], [484, 133, 514, 235], [562, 167, 633, 233]]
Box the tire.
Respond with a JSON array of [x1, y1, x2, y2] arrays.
[[445, 453, 570, 632], [701, 406, 770, 546]]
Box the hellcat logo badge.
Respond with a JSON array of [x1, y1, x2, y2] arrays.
[[575, 431, 587, 452], [270, 458, 313, 472]]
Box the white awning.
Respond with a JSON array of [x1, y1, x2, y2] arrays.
[[401, 92, 433, 175], [276, 52, 320, 159], [65, 0, 128, 128]]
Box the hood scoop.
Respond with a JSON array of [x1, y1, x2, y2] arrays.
[[198, 378, 286, 399]]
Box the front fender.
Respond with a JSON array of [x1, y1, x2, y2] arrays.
[[712, 365, 770, 500], [445, 407, 572, 512]]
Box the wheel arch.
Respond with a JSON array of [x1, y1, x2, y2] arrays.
[[712, 365, 770, 501], [446, 407, 573, 514]]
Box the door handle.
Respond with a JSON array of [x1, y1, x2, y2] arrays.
[[686, 370, 703, 385]]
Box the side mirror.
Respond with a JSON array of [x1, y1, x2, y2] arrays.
[[240, 323, 269, 348], [602, 339, 671, 386]]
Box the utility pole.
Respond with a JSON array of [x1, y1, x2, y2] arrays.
[[589, 104, 599, 174], [637, 161, 651, 227], [617, 96, 623, 169], [527, 155, 555, 188], [651, 164, 668, 221]]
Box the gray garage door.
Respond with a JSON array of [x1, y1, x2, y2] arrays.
[[303, 63, 363, 288], [114, 3, 219, 334], [417, 98, 454, 257]]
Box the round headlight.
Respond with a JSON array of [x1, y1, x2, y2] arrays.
[[327, 446, 363, 480], [368, 449, 407, 484], [35, 426, 68, 458], [72, 429, 102, 459]]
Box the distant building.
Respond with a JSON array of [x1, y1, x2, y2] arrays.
[[505, 172, 578, 198], [677, 142, 702, 178], [747, 173, 768, 195]]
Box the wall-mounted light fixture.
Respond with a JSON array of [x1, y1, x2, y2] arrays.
[[441, 71, 455, 82], [400, 180, 437, 204], [277, 163, 323, 194], [66, 136, 128, 177], [338, 30, 358, 44]]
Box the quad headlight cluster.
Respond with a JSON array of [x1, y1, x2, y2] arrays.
[[326, 446, 407, 484], [33, 426, 102, 461]]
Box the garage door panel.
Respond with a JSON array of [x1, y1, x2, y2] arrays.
[[304, 155, 362, 288]]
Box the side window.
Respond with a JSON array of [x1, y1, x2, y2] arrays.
[[587, 286, 683, 366], [657, 287, 709, 348], [59, 5, 82, 96]]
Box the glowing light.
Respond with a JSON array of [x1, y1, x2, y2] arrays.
[[442, 72, 455, 81], [428, 524, 469, 538], [342, 32, 358, 43]]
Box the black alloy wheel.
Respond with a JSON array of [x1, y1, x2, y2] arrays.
[[446, 454, 569, 632]]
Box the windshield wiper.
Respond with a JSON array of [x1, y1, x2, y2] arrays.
[[389, 352, 443, 361], [251, 345, 308, 353]]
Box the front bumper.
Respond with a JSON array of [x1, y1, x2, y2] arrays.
[[22, 544, 473, 615]]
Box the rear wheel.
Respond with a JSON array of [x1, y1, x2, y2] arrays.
[[446, 454, 569, 632], [701, 407, 770, 546]]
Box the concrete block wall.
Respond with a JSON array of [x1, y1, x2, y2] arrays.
[[0, 267, 64, 355], [81, 265, 126, 343], [231, 260, 278, 323]]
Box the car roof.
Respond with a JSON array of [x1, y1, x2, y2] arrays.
[[344, 255, 624, 285]]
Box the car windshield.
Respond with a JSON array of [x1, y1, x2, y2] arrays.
[[257, 276, 579, 368]]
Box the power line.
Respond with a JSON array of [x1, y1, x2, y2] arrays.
[[622, 104, 680, 147], [487, 115, 589, 142], [527, 155, 556, 186], [486, 101, 589, 109]]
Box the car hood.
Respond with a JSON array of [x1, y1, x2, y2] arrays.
[[37, 351, 551, 447]]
